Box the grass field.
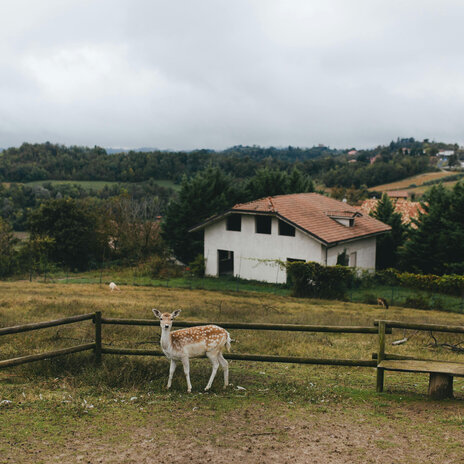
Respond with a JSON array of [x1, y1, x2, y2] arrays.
[[1, 282, 464, 463], [369, 171, 457, 193], [15, 179, 180, 192]]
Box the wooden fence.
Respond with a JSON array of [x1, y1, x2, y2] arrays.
[[0, 313, 96, 369], [1, 311, 393, 369], [3, 313, 464, 398]]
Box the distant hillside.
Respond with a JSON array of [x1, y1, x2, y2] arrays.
[[105, 147, 159, 154], [0, 137, 458, 187]]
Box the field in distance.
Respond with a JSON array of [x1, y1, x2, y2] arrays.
[[369, 171, 453, 192], [1, 282, 464, 463], [8, 179, 181, 191], [369, 171, 462, 194]]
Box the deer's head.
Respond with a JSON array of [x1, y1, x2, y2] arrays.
[[152, 309, 181, 330]]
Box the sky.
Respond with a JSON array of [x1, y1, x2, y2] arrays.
[[1, 0, 464, 150]]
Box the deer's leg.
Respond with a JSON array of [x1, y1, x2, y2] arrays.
[[167, 359, 176, 389], [181, 357, 192, 393], [218, 353, 229, 388], [205, 352, 219, 391]]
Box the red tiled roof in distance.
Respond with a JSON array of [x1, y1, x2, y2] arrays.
[[358, 198, 425, 227], [231, 193, 390, 244], [386, 190, 409, 199]]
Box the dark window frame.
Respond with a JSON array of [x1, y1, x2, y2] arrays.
[[255, 215, 272, 234], [226, 214, 242, 232], [278, 219, 295, 237]]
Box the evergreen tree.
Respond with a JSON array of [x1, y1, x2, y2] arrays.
[[245, 166, 314, 200], [162, 167, 240, 264], [399, 183, 464, 274], [370, 193, 406, 269]]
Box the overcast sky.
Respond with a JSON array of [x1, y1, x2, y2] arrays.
[[1, 0, 464, 150]]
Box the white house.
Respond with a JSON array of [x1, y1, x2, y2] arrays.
[[190, 193, 391, 284]]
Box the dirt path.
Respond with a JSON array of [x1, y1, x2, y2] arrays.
[[29, 402, 464, 464]]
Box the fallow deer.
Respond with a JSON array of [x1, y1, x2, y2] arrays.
[[152, 309, 231, 393], [109, 282, 120, 291], [377, 297, 389, 309]]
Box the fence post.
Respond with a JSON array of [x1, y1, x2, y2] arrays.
[[376, 320, 386, 392], [94, 311, 102, 365]]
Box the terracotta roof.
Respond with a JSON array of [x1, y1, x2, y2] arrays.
[[192, 193, 391, 245], [358, 198, 425, 227], [386, 190, 409, 199]]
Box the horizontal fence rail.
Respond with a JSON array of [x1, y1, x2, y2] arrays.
[[374, 320, 464, 334], [0, 313, 95, 336], [0, 313, 391, 372], [101, 347, 377, 367], [0, 343, 96, 369], [100, 317, 384, 367], [102, 317, 392, 334]]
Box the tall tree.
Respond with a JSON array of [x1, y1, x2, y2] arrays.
[[0, 218, 18, 276], [162, 167, 240, 264], [105, 196, 165, 262], [245, 166, 314, 200], [28, 199, 107, 270], [370, 194, 406, 269], [399, 183, 464, 274]]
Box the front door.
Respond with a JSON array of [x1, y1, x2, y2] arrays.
[[218, 250, 234, 276]]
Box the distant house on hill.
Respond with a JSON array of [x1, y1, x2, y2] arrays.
[[190, 193, 391, 284], [386, 190, 409, 200], [358, 198, 425, 226], [437, 150, 455, 158]]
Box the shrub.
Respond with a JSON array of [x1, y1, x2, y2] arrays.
[[403, 295, 431, 310], [189, 254, 205, 277], [286, 261, 353, 299]]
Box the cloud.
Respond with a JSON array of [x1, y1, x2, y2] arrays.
[[1, 0, 464, 149]]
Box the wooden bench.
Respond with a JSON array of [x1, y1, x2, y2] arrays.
[[375, 320, 464, 399], [378, 359, 464, 399]]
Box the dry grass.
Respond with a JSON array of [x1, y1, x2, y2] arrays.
[[369, 171, 453, 192], [1, 281, 464, 384], [1, 282, 464, 463]]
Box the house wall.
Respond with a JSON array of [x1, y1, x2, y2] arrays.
[[204, 215, 323, 284], [204, 215, 378, 283], [325, 237, 377, 270]]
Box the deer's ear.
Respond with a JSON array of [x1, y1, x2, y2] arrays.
[[171, 309, 182, 319], [152, 309, 162, 319]]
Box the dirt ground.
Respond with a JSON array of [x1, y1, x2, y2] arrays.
[[5, 401, 461, 464]]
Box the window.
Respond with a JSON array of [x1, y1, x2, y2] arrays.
[[226, 214, 241, 231], [349, 252, 357, 267], [278, 219, 295, 236], [256, 216, 272, 234]]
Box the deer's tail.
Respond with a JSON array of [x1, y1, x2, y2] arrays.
[[225, 331, 232, 352]]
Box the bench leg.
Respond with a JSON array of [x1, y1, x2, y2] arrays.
[[376, 368, 385, 393], [428, 373, 453, 400]]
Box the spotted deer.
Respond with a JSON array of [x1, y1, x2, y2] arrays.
[[377, 297, 389, 309], [152, 309, 231, 393]]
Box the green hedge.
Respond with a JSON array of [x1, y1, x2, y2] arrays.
[[285, 262, 464, 300], [375, 269, 464, 296], [286, 261, 353, 299]]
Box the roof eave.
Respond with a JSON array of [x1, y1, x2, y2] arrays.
[[324, 228, 392, 248]]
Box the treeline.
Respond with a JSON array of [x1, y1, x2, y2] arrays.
[[0, 138, 441, 187], [0, 180, 174, 230], [0, 142, 338, 183], [322, 154, 431, 188]]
